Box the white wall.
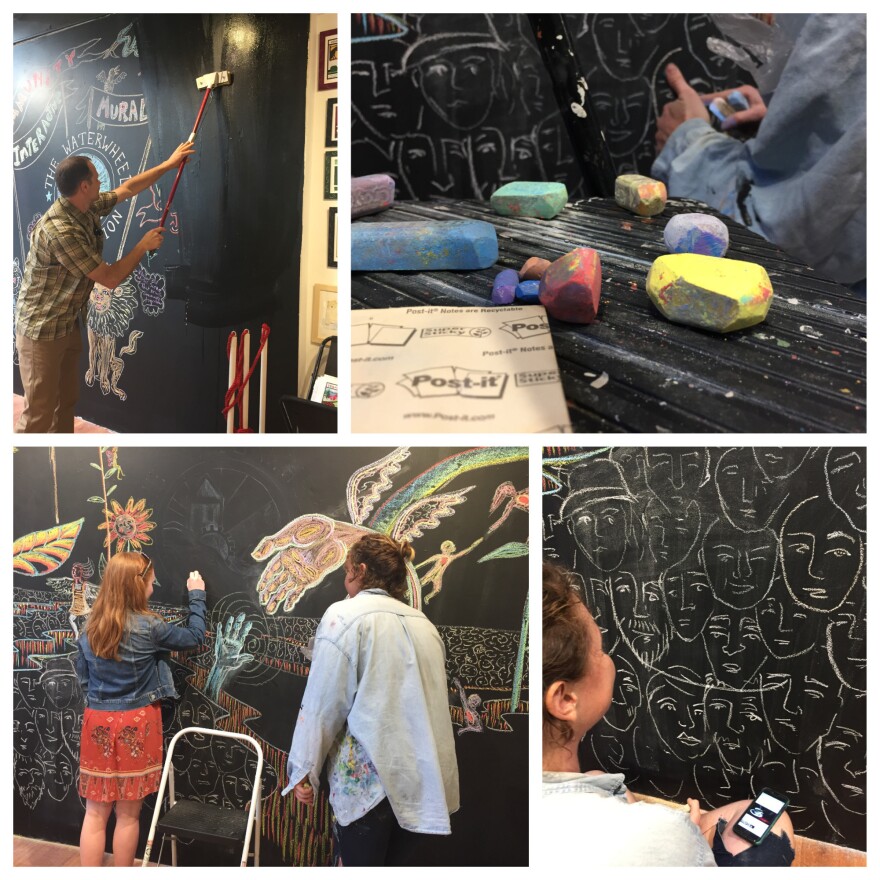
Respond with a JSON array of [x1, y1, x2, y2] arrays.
[[297, 13, 338, 396]]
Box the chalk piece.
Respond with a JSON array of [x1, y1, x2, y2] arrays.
[[515, 280, 541, 303], [352, 174, 396, 219], [538, 247, 602, 324], [664, 213, 729, 257], [352, 220, 499, 271], [492, 269, 519, 305], [646, 253, 774, 333], [615, 174, 667, 217], [490, 181, 568, 219], [520, 257, 551, 280]]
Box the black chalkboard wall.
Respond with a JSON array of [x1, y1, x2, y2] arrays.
[[543, 447, 866, 850], [13, 446, 528, 866], [352, 14, 750, 201], [13, 15, 308, 432]]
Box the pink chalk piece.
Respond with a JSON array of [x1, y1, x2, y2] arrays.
[[538, 247, 602, 324], [352, 174, 396, 219], [520, 257, 551, 280]]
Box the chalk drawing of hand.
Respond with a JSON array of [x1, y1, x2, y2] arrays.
[[205, 613, 254, 701]]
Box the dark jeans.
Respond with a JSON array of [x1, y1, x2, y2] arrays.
[[712, 818, 795, 867], [334, 797, 427, 867]]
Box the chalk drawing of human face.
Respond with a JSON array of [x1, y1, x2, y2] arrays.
[[826, 606, 866, 694], [610, 446, 648, 495], [818, 726, 866, 814], [703, 518, 777, 609], [715, 448, 789, 531], [591, 79, 653, 158], [662, 560, 714, 641], [44, 751, 75, 801], [644, 447, 708, 504], [825, 449, 866, 533], [471, 127, 506, 197], [603, 654, 643, 732], [756, 592, 818, 659], [608, 571, 670, 665], [704, 686, 765, 773], [414, 48, 499, 131], [647, 670, 707, 761], [703, 612, 766, 688], [762, 673, 837, 754], [754, 447, 812, 481], [780, 496, 863, 611], [590, 14, 656, 80], [565, 497, 631, 572], [644, 496, 700, 568], [396, 134, 438, 200]]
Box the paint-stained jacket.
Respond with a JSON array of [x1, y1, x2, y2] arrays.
[[75, 589, 206, 711], [283, 588, 460, 832], [653, 14, 866, 287]]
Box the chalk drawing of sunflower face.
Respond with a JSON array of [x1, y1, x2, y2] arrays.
[[88, 281, 137, 337]]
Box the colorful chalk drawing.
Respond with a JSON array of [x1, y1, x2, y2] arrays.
[[13, 20, 171, 400], [544, 446, 866, 849], [13, 446, 529, 866]]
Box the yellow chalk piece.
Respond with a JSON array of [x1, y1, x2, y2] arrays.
[[615, 174, 667, 217], [646, 253, 774, 333]]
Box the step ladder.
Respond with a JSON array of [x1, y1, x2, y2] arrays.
[[141, 727, 263, 867]]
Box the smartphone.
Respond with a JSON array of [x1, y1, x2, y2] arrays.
[[732, 788, 789, 845]]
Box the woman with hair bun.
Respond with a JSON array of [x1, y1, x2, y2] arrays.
[[283, 534, 459, 866], [75, 551, 207, 866]]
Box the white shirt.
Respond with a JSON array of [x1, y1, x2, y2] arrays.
[[283, 588, 460, 832]]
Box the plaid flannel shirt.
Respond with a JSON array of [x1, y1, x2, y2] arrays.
[[15, 191, 119, 340]]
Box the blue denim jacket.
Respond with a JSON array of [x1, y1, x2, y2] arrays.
[[75, 590, 206, 711], [283, 589, 460, 833]]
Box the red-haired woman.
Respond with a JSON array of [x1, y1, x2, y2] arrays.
[[283, 534, 459, 866], [75, 552, 207, 866]]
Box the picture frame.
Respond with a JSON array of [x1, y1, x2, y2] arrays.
[[318, 29, 338, 91], [328, 207, 337, 268], [325, 98, 337, 148], [324, 151, 337, 200], [311, 374, 338, 407], [311, 283, 338, 344]]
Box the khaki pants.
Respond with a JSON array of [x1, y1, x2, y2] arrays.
[[15, 323, 83, 433]]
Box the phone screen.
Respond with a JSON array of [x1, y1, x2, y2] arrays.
[[735, 791, 786, 840]]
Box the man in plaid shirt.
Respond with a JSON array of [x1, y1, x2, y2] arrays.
[[14, 141, 195, 432]]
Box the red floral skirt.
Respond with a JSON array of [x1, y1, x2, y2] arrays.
[[79, 702, 164, 802]]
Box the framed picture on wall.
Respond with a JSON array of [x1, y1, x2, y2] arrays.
[[325, 98, 338, 148], [318, 29, 337, 90], [324, 151, 337, 200], [328, 207, 337, 268], [311, 283, 338, 343]]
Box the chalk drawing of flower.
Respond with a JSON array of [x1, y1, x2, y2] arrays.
[[88, 281, 138, 338], [98, 497, 156, 553]]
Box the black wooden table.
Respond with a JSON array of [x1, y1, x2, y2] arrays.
[[352, 199, 866, 433]]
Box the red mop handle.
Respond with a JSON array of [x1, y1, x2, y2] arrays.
[[158, 86, 213, 229]]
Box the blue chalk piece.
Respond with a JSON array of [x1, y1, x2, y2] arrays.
[[515, 280, 541, 303], [492, 269, 519, 305], [352, 220, 499, 271], [727, 90, 749, 112]]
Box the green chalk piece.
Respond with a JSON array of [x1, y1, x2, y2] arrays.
[[352, 220, 499, 271], [490, 181, 568, 220]]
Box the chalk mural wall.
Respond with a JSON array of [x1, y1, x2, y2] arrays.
[[352, 14, 752, 201], [543, 447, 866, 850], [13, 14, 308, 432], [13, 446, 529, 866]]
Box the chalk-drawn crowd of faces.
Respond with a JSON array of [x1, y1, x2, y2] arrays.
[[545, 448, 865, 844], [353, 14, 743, 199]]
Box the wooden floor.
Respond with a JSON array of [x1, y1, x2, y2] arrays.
[[12, 834, 156, 867], [12, 394, 113, 433]]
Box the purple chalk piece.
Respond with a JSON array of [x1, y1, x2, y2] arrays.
[[492, 269, 519, 305], [515, 280, 541, 303], [664, 213, 730, 258], [352, 174, 396, 219]]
